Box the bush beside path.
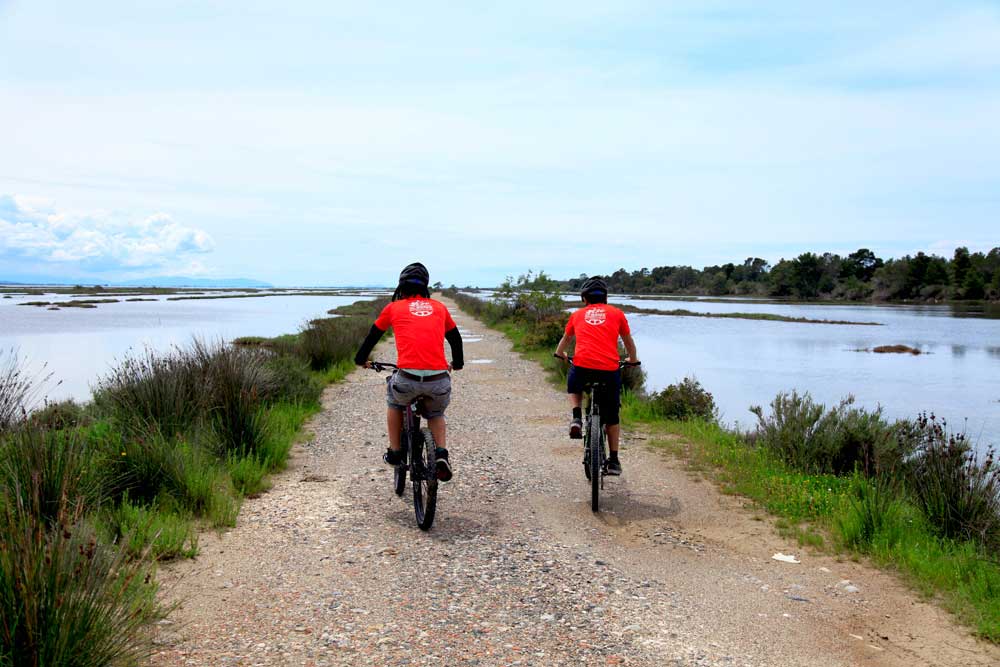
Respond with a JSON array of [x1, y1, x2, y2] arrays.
[[150, 297, 1000, 666]]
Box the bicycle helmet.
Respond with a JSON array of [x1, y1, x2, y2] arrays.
[[392, 262, 431, 300], [580, 276, 608, 299]]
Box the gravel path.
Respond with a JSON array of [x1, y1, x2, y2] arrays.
[[151, 298, 1000, 667]]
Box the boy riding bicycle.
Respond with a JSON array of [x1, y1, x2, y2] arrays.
[[554, 276, 639, 475], [354, 262, 464, 481]]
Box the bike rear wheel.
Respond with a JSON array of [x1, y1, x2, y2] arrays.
[[588, 413, 602, 512], [412, 427, 438, 531]]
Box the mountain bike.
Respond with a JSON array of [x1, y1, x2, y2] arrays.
[[369, 361, 439, 531], [556, 355, 641, 512]]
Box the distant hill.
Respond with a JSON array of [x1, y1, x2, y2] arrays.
[[113, 277, 273, 288], [0, 275, 272, 288]]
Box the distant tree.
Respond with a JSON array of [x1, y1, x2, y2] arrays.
[[952, 247, 972, 287], [842, 248, 883, 282], [962, 268, 986, 300]]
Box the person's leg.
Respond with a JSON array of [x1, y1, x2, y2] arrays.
[[427, 415, 446, 449], [567, 366, 584, 438], [605, 424, 620, 453], [387, 407, 403, 450]]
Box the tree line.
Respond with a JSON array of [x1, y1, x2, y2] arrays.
[[558, 247, 1000, 301]]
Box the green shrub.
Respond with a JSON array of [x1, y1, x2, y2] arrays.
[[749, 391, 914, 476], [228, 454, 271, 497], [651, 377, 717, 421], [97, 495, 198, 560], [0, 459, 162, 666], [904, 413, 1000, 547], [521, 315, 566, 348], [28, 399, 91, 430]]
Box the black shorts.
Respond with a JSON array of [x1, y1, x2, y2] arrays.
[[567, 366, 622, 426]]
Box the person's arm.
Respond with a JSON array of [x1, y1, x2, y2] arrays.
[[445, 327, 464, 369], [354, 324, 386, 366], [621, 331, 638, 364], [554, 333, 573, 359]]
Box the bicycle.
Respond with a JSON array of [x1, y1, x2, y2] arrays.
[[555, 354, 641, 512], [369, 361, 440, 531]]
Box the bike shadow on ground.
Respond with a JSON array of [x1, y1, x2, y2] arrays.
[[382, 501, 501, 540], [586, 491, 683, 526]]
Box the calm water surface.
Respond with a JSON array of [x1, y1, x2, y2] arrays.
[[613, 297, 1000, 450], [0, 291, 376, 403]]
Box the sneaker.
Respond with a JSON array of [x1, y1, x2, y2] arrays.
[[383, 448, 404, 466], [434, 447, 453, 482], [605, 457, 622, 476], [569, 418, 583, 439]]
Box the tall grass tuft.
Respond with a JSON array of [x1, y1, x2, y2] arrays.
[[0, 426, 163, 667], [904, 413, 1000, 548], [196, 341, 275, 456], [837, 473, 906, 550], [0, 426, 103, 528], [0, 349, 45, 433], [299, 316, 371, 371], [94, 346, 205, 438]]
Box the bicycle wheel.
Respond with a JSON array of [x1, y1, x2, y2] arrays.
[[412, 427, 438, 531], [588, 413, 602, 512]]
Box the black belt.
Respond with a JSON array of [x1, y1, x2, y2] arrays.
[[397, 370, 450, 382]]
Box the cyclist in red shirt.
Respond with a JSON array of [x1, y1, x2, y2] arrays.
[[554, 276, 638, 475], [354, 263, 463, 481]]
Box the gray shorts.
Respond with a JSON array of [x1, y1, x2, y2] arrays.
[[386, 372, 452, 418]]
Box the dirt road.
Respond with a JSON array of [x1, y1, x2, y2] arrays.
[[152, 298, 1000, 666]]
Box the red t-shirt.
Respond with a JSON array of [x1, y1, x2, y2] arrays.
[[374, 297, 457, 370], [565, 304, 631, 372]]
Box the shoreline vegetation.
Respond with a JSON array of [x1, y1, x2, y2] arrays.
[[532, 245, 1000, 304], [0, 296, 388, 665], [442, 282, 1000, 643]]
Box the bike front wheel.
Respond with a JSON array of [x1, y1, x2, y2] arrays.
[[412, 427, 438, 531]]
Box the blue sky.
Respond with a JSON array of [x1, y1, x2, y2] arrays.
[[1, 1, 998, 286]]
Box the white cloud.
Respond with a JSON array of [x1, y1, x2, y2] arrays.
[[0, 195, 214, 272]]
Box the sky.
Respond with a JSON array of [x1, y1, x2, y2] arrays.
[[1, 1, 998, 287]]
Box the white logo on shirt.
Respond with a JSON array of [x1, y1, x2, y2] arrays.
[[409, 300, 434, 317], [584, 307, 607, 325]]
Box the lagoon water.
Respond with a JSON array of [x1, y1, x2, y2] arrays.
[[617, 297, 1000, 450], [0, 290, 376, 403]]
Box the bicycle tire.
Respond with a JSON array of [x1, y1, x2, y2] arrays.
[[412, 427, 438, 531], [588, 413, 602, 512]]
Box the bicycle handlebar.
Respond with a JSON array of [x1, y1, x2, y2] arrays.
[[368, 361, 398, 373], [553, 354, 640, 368]]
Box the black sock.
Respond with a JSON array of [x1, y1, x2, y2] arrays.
[[572, 407, 582, 420], [608, 451, 619, 461]]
